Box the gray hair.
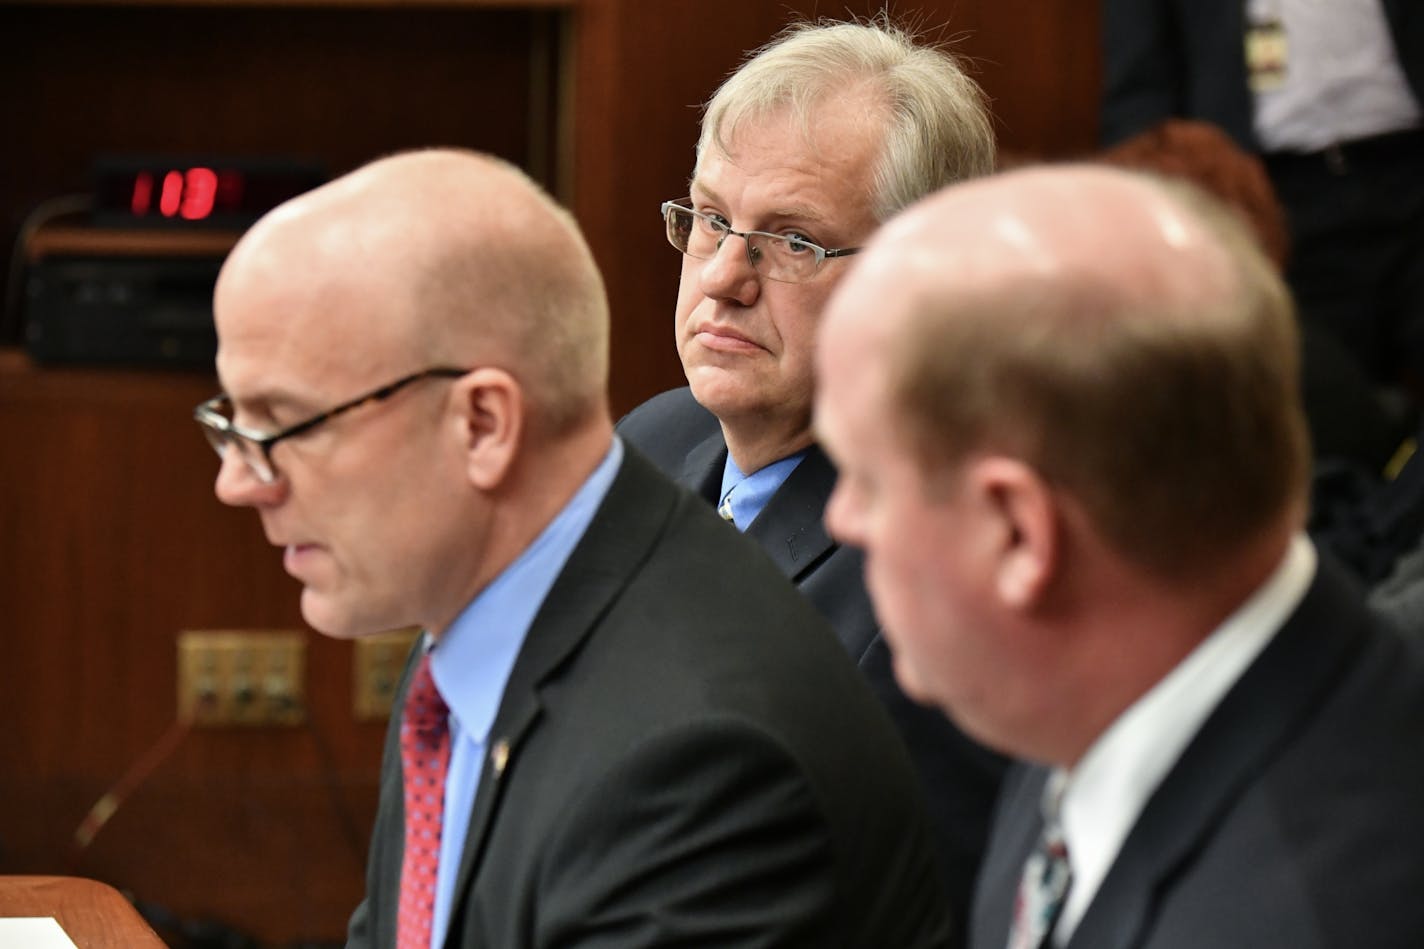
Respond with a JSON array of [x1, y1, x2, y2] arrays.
[[698, 16, 996, 221]]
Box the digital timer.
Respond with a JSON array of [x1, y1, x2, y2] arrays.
[[91, 155, 327, 229]]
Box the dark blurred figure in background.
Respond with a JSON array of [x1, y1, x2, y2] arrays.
[[1370, 535, 1424, 633], [1101, 0, 1424, 475], [1094, 117, 1424, 588], [1101, 1, 1424, 601]]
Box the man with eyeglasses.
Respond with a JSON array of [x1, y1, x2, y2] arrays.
[[199, 147, 956, 948], [618, 17, 1008, 939]]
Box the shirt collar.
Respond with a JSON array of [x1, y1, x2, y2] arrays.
[[425, 437, 624, 744], [718, 449, 808, 530], [1051, 533, 1317, 944]]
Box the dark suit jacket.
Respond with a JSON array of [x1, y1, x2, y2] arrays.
[[1101, 0, 1424, 149], [970, 556, 1424, 949], [618, 387, 1009, 944], [347, 445, 955, 949], [1369, 525, 1424, 637]]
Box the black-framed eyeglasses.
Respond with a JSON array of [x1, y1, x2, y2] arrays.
[[194, 367, 470, 484], [661, 200, 861, 283]]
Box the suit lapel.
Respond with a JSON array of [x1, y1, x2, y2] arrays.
[[743, 447, 839, 583], [1065, 561, 1370, 949], [972, 765, 1049, 949], [447, 448, 683, 920], [676, 429, 840, 583], [678, 429, 726, 504]]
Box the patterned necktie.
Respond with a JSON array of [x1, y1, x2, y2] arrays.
[[397, 653, 451, 949], [1006, 791, 1072, 949]]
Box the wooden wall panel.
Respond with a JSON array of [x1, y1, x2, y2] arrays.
[[942, 0, 1102, 160], [0, 9, 561, 942], [0, 352, 385, 944]]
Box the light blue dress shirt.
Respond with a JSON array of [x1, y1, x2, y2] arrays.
[[718, 450, 808, 531], [423, 436, 623, 949]]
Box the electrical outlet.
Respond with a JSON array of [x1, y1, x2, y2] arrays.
[[352, 628, 421, 721], [177, 631, 306, 726]]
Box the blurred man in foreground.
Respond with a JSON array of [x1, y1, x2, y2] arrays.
[[816, 164, 1424, 948]]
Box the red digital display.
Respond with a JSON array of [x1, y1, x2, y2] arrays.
[[92, 155, 326, 229], [129, 167, 244, 221]]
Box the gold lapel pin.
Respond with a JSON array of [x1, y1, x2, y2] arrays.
[[491, 739, 510, 778]]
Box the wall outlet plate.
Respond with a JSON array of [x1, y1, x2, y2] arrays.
[[352, 628, 421, 721], [177, 630, 306, 727]]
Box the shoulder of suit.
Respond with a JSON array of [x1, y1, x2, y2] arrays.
[[618, 388, 718, 437], [616, 387, 722, 464]]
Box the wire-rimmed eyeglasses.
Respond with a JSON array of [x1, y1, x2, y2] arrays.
[[660, 200, 861, 283], [194, 367, 470, 484]]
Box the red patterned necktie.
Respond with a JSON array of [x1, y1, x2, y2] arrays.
[[397, 653, 451, 949]]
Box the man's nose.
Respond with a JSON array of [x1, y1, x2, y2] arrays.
[[697, 231, 762, 305], [213, 449, 285, 508]]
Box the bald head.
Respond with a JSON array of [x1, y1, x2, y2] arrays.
[[210, 149, 615, 638], [841, 164, 1249, 325], [822, 164, 1309, 577], [218, 148, 610, 434]]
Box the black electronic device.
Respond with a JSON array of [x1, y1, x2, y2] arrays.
[[24, 255, 223, 368], [18, 154, 327, 366]]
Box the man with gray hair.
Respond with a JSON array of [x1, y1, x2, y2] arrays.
[[816, 163, 1424, 948], [618, 19, 1008, 935], [200, 147, 957, 948]]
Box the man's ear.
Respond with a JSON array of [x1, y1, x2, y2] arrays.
[[967, 456, 1058, 609], [452, 367, 523, 491]]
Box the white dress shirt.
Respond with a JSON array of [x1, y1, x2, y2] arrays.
[[1049, 534, 1317, 946], [1249, 0, 1421, 151]]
